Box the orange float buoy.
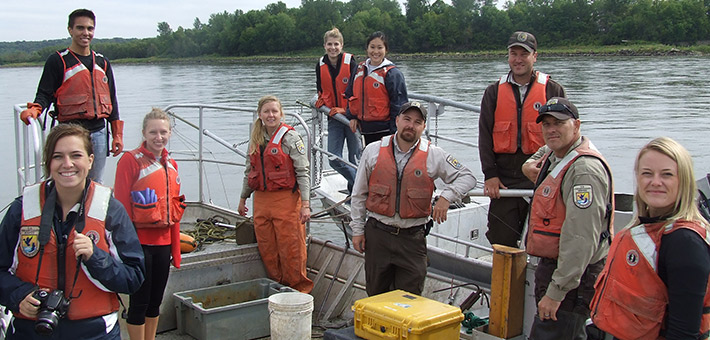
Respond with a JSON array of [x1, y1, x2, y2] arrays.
[[180, 233, 197, 253]]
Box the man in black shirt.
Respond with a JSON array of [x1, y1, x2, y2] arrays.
[[20, 9, 123, 184]]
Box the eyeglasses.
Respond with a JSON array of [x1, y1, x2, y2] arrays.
[[538, 103, 577, 118]]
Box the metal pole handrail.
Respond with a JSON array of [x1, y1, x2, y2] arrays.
[[311, 145, 357, 170], [170, 158, 245, 168], [409, 93, 481, 113], [14, 104, 44, 195], [468, 189, 534, 198], [285, 112, 311, 164], [427, 133, 477, 148], [159, 103, 313, 205], [163, 104, 257, 203], [428, 231, 494, 254]]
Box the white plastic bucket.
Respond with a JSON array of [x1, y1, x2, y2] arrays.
[[268, 292, 313, 340]]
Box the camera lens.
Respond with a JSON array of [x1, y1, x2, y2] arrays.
[[34, 317, 55, 336]]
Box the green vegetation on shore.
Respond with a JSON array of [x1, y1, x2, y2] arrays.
[[3, 42, 706, 68], [2, 0, 709, 66]]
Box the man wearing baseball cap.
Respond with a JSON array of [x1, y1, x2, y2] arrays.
[[478, 31, 568, 248], [349, 101, 476, 296], [524, 97, 613, 339]]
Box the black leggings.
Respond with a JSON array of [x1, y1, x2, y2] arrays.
[[127, 245, 171, 325]]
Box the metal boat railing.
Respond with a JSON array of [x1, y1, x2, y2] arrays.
[[409, 93, 480, 149], [13, 104, 45, 195], [12, 102, 312, 205], [162, 104, 311, 204]]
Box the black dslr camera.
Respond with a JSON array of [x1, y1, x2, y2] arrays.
[[32, 290, 70, 336]]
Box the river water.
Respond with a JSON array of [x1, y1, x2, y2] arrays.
[[2, 56, 710, 234]]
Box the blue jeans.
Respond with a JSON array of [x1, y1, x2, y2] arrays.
[[328, 118, 361, 193], [89, 126, 108, 184]]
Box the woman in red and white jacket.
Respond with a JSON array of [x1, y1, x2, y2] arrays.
[[114, 108, 185, 340]]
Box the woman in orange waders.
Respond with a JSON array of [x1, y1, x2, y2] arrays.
[[114, 108, 186, 340], [238, 95, 313, 293]]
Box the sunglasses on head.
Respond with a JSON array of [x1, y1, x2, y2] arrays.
[[539, 103, 576, 117]]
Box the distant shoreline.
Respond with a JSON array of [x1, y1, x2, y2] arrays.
[[2, 44, 705, 67]]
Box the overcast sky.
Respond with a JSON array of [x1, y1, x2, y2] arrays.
[[0, 0, 305, 42]]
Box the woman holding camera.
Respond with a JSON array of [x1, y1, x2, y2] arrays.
[[0, 124, 145, 340], [114, 108, 185, 340]]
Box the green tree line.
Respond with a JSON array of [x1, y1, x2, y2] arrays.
[[2, 0, 709, 64]]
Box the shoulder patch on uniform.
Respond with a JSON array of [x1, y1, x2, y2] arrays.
[[446, 155, 462, 170], [573, 184, 593, 209], [295, 139, 306, 155], [20, 226, 40, 258]]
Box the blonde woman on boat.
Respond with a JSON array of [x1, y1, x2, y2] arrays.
[[591, 137, 710, 340], [114, 108, 186, 340], [0, 124, 144, 340], [238, 95, 313, 293]]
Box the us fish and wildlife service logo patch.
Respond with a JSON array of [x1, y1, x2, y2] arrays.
[[20, 226, 40, 258], [295, 140, 306, 155], [626, 249, 639, 267], [85, 230, 101, 244], [573, 184, 593, 209], [446, 155, 462, 170]]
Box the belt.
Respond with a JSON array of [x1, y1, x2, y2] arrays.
[[369, 218, 424, 236]]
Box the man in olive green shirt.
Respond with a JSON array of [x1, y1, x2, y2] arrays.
[[523, 97, 612, 339]]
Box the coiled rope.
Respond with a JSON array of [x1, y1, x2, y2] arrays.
[[183, 215, 252, 250]]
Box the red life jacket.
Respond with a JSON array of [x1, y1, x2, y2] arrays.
[[526, 138, 614, 258], [248, 123, 297, 191], [127, 144, 185, 228], [366, 135, 435, 219], [318, 53, 352, 109], [590, 220, 710, 340], [492, 71, 548, 154], [15, 181, 119, 320], [54, 49, 112, 122], [348, 62, 395, 122]]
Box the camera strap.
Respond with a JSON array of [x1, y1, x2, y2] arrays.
[[33, 183, 58, 286], [67, 184, 89, 300], [33, 181, 88, 300]]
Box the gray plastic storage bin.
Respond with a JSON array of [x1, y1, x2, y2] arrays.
[[174, 278, 294, 340]]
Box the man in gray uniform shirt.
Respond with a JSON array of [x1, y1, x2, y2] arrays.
[[524, 97, 613, 339], [349, 101, 477, 296]]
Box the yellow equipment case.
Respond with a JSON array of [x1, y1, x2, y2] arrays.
[[353, 290, 464, 340]]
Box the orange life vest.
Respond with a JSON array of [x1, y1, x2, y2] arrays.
[[590, 220, 710, 340], [15, 181, 119, 320], [248, 123, 297, 192], [526, 138, 614, 258], [348, 62, 394, 122], [492, 71, 548, 154], [127, 144, 185, 228], [54, 49, 112, 122], [366, 135, 435, 218], [318, 53, 352, 109]]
